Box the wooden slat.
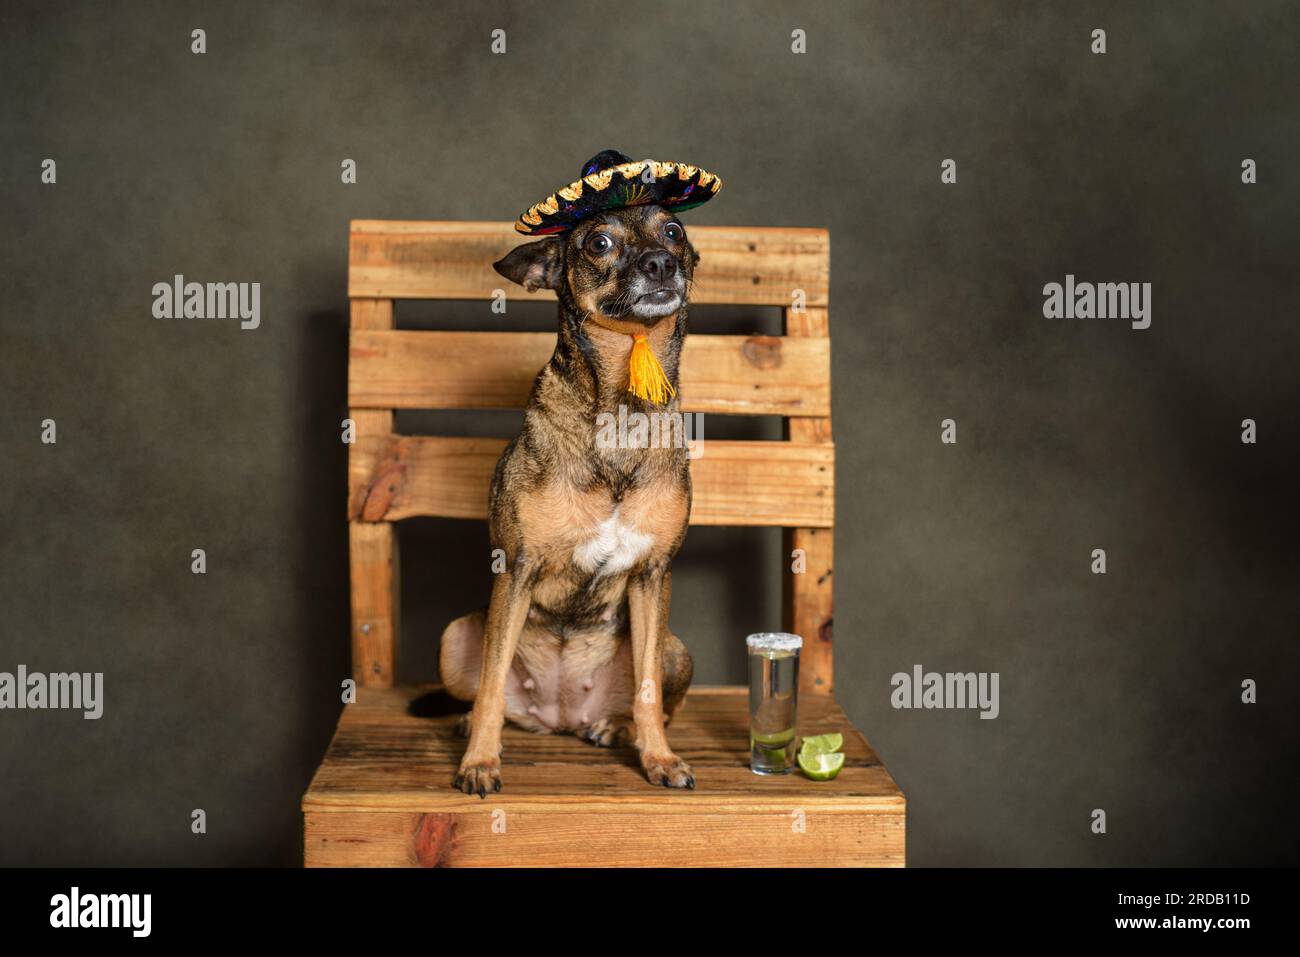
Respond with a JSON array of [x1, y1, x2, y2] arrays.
[[349, 522, 398, 687], [305, 807, 902, 867], [689, 441, 833, 526], [349, 330, 830, 416], [348, 299, 399, 687], [784, 306, 833, 443], [349, 436, 834, 527], [782, 305, 834, 695], [346, 300, 397, 517], [303, 684, 905, 867], [349, 220, 829, 306], [786, 528, 835, 697], [350, 297, 394, 331]]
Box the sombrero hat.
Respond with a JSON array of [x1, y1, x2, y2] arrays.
[[514, 148, 722, 235]]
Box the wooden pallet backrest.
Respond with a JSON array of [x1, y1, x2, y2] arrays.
[[347, 221, 835, 695]]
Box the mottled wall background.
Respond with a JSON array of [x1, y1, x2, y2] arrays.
[[2, 0, 1297, 866]]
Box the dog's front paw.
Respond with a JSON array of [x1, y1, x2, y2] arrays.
[[453, 757, 502, 798], [641, 752, 695, 789]]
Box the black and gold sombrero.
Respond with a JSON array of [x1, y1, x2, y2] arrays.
[[515, 149, 722, 235]]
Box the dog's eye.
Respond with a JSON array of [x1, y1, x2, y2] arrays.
[[664, 222, 684, 242], [586, 232, 613, 254]]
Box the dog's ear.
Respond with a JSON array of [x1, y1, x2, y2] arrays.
[[493, 238, 564, 293]]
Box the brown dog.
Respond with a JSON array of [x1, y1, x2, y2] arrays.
[[439, 203, 700, 795]]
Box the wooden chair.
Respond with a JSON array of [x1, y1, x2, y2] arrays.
[[301, 220, 906, 866]]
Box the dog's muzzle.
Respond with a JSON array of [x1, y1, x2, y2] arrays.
[[629, 251, 685, 319]]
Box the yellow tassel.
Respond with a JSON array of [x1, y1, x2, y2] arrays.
[[626, 333, 675, 404]]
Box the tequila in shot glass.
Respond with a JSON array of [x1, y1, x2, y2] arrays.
[[747, 632, 802, 774]]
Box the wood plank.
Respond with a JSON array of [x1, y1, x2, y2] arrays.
[[346, 300, 397, 517], [347, 299, 400, 686], [302, 684, 904, 866], [305, 808, 903, 867], [350, 297, 393, 331], [348, 436, 835, 527], [302, 685, 898, 811], [348, 522, 399, 687], [783, 305, 834, 695], [349, 220, 829, 306], [784, 306, 834, 443], [349, 330, 831, 416], [785, 528, 835, 697]]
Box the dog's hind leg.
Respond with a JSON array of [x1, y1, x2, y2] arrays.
[[440, 609, 546, 738], [581, 716, 635, 748], [439, 611, 485, 738], [579, 629, 691, 747], [660, 629, 694, 726], [439, 610, 487, 702]]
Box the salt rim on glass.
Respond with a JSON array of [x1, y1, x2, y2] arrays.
[[745, 632, 804, 654]]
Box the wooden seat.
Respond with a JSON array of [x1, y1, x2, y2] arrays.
[[302, 220, 906, 867]]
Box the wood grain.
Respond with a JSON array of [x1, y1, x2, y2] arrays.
[[786, 527, 835, 697], [305, 808, 903, 868], [349, 329, 831, 416], [783, 305, 835, 695], [784, 306, 834, 444], [347, 299, 399, 687], [348, 522, 398, 687], [303, 685, 905, 867], [348, 435, 835, 527], [349, 220, 829, 306]]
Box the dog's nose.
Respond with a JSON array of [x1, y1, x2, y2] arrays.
[[637, 249, 677, 282]]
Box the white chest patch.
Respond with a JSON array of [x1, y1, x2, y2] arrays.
[[572, 507, 653, 577]]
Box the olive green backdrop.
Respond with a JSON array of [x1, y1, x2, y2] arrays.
[[2, 0, 1297, 866]]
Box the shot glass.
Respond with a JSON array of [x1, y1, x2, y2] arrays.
[[747, 632, 802, 774]]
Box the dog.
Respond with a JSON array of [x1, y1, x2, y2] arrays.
[[438, 159, 716, 796]]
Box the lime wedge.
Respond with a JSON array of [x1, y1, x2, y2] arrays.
[[799, 732, 843, 756], [798, 751, 845, 781], [752, 728, 796, 748]]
